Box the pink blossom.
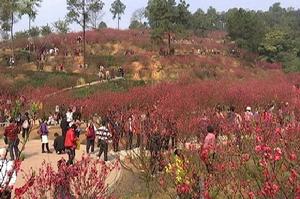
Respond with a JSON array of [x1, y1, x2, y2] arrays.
[[274, 147, 282, 161]]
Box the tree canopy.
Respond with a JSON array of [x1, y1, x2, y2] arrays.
[[110, 0, 126, 30]]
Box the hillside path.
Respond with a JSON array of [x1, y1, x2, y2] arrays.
[[45, 77, 124, 98]]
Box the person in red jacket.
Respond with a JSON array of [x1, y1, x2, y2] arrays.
[[85, 121, 96, 154], [4, 119, 20, 160], [64, 124, 77, 165]]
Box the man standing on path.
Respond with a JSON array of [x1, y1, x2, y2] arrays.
[[4, 119, 20, 160], [60, 115, 68, 142], [64, 124, 77, 165], [96, 121, 111, 161], [125, 116, 135, 150]]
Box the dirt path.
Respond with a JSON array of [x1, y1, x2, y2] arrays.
[[0, 139, 123, 195], [45, 77, 124, 98]]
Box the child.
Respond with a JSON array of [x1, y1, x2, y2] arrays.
[[53, 133, 65, 154]]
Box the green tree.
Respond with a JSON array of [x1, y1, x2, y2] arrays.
[[191, 9, 208, 36], [131, 8, 146, 24], [28, 26, 40, 37], [40, 24, 52, 36], [66, 0, 105, 68], [0, 0, 25, 59], [110, 0, 126, 30], [259, 30, 288, 62], [20, 0, 42, 33], [98, 21, 107, 29], [88, 0, 105, 29], [129, 8, 147, 29], [206, 6, 218, 30], [146, 0, 191, 53], [0, 31, 9, 40], [226, 8, 266, 51], [14, 30, 29, 40], [129, 20, 147, 29], [53, 19, 69, 34], [266, 3, 286, 28]]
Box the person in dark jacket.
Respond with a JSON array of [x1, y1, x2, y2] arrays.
[[60, 115, 68, 141], [149, 127, 162, 175], [53, 133, 65, 154], [112, 121, 121, 152], [4, 119, 20, 160]]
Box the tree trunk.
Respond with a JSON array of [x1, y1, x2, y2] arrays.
[[83, 0, 86, 69], [168, 32, 171, 55], [117, 13, 120, 30], [11, 9, 14, 59], [28, 15, 31, 34]]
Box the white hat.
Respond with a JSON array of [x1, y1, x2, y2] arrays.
[[246, 106, 251, 111]]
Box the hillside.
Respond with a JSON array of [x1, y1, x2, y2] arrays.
[[0, 29, 283, 84]]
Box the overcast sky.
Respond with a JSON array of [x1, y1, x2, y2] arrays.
[[14, 0, 300, 32]]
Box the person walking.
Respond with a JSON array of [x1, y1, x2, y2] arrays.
[[200, 125, 216, 173], [85, 121, 96, 154], [125, 116, 135, 150], [149, 126, 162, 175], [96, 121, 111, 161], [112, 120, 121, 152], [64, 124, 77, 165], [66, 108, 73, 125], [40, 119, 51, 153], [4, 119, 20, 160], [21, 112, 31, 141]]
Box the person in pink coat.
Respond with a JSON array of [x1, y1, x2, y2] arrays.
[[200, 125, 216, 173]]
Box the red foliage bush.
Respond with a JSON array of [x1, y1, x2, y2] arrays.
[[15, 156, 119, 199]]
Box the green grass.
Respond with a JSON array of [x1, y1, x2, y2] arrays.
[[72, 79, 147, 98], [3, 70, 98, 91]]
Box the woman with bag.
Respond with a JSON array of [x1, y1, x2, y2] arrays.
[[64, 124, 77, 165], [85, 121, 96, 154], [40, 119, 52, 153]]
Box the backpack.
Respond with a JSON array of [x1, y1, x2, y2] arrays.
[[86, 126, 95, 138]]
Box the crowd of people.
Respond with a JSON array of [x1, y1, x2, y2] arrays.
[[98, 65, 125, 81], [0, 99, 297, 198]]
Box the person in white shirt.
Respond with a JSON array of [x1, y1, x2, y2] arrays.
[[66, 108, 73, 124], [244, 106, 254, 122], [0, 148, 17, 198], [96, 121, 111, 161]]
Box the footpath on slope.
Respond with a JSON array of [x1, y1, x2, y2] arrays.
[[45, 76, 124, 98]]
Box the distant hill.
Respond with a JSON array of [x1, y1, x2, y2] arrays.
[[0, 29, 284, 84]]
